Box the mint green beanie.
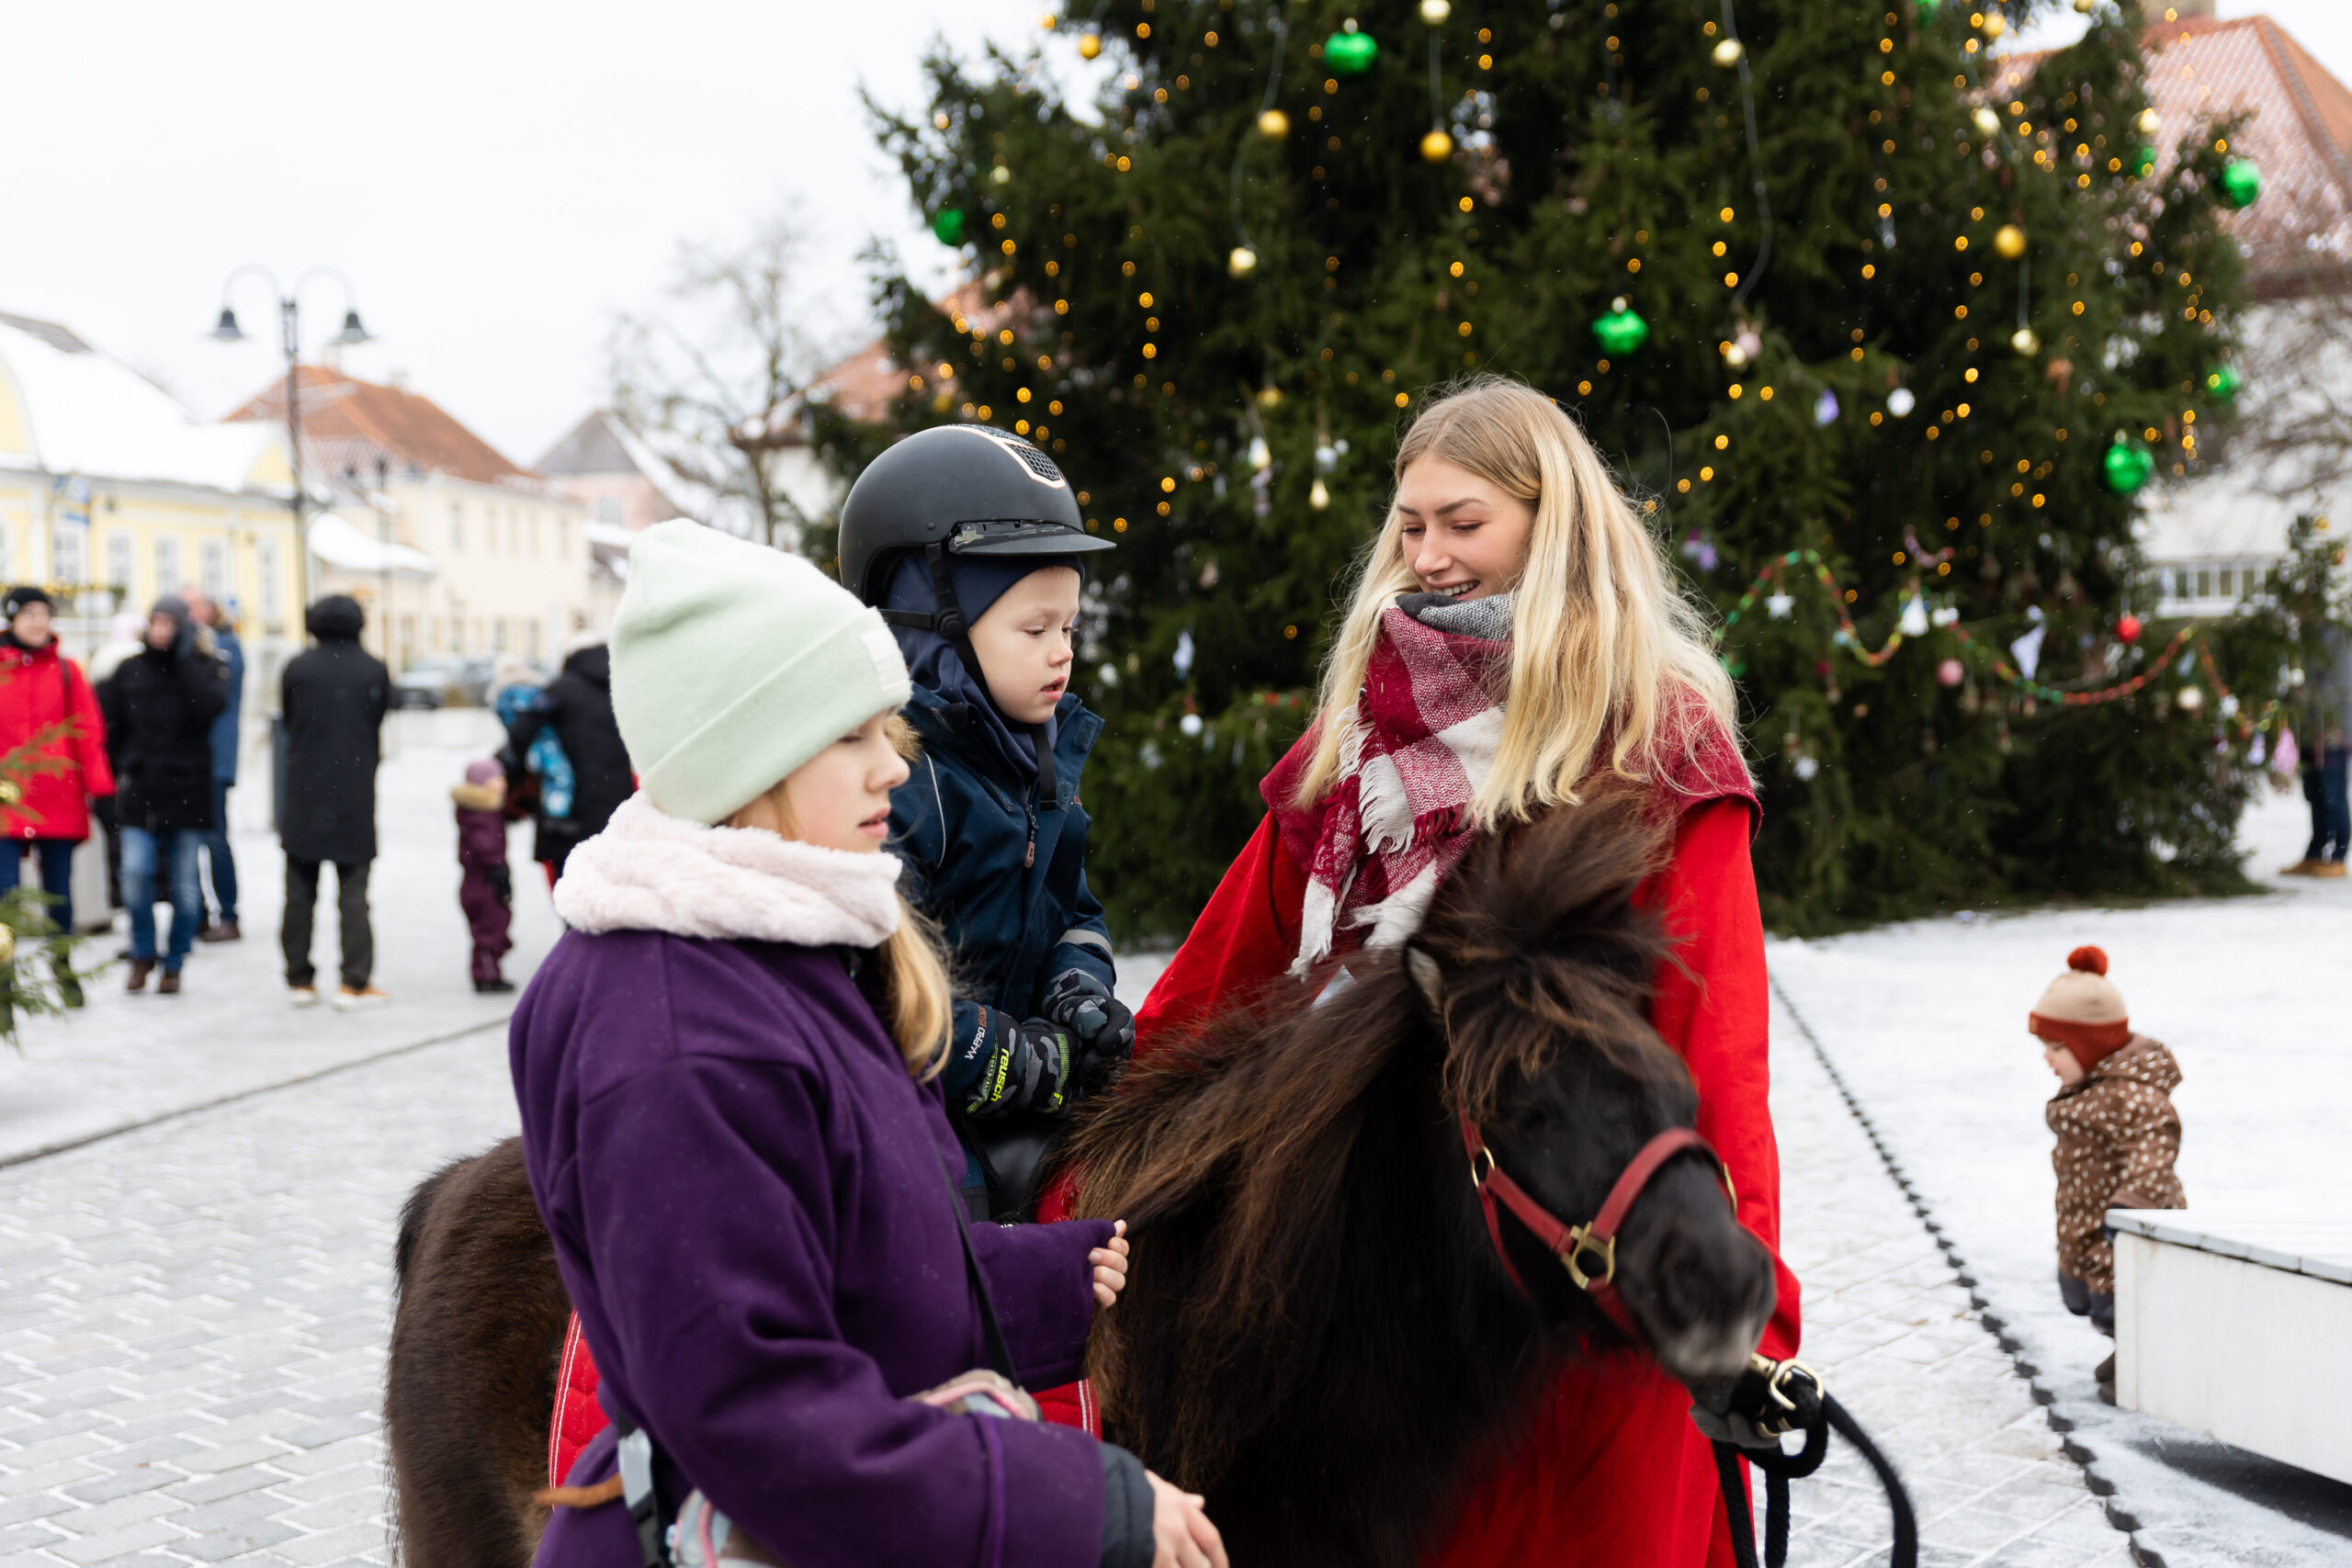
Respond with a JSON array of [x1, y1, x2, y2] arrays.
[[610, 520, 910, 824]]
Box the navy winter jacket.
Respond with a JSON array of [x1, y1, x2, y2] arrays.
[[888, 684, 1115, 1104]]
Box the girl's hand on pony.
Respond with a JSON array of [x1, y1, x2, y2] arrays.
[[1145, 1472, 1227, 1568], [1091, 1221, 1131, 1309]]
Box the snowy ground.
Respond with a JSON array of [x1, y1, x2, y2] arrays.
[[0, 727, 2340, 1567], [1772, 785, 2352, 1566]]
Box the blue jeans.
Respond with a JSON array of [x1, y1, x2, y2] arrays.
[[122, 828, 202, 970], [198, 779, 238, 922], [0, 839, 77, 935]]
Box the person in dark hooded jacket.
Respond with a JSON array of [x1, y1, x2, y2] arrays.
[[97, 594, 225, 993], [278, 596, 390, 1009], [880, 552, 1130, 1219], [504, 640, 629, 879]]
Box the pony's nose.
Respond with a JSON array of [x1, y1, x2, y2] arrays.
[[1629, 1213, 1776, 1383]]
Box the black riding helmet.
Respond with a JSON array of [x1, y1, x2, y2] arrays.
[[837, 423, 1113, 607], [837, 424, 1113, 802]]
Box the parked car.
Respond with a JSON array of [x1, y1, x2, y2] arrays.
[[391, 656, 497, 709]]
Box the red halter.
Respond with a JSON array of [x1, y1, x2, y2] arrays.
[[1459, 1111, 1735, 1338]]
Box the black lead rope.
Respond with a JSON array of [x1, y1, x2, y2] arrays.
[[1712, 1359, 1917, 1568]]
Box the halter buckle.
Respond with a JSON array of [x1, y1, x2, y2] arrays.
[[1563, 1223, 1617, 1291], [1747, 1351, 1826, 1436]]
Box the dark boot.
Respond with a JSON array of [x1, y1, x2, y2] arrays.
[[198, 920, 242, 943], [2096, 1351, 2116, 1404], [126, 957, 153, 992], [157, 970, 182, 996], [474, 976, 516, 994]]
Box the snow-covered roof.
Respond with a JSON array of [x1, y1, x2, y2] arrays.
[[0, 315, 288, 495], [2135, 472, 2306, 563], [602, 418, 764, 538], [308, 511, 440, 579]]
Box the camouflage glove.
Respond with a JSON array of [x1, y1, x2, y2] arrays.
[[1039, 966, 1136, 1082], [963, 1010, 1074, 1118]]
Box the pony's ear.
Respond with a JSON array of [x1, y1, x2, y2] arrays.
[[1405, 945, 1444, 1019]]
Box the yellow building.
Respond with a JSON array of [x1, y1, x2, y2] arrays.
[[0, 311, 303, 664], [230, 367, 601, 675]]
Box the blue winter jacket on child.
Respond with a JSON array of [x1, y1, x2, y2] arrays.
[[889, 682, 1116, 1101]]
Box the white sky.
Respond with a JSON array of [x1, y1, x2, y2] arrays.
[[3, 1, 2346, 468]]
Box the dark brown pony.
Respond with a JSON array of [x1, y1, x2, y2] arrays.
[[1063, 791, 1775, 1564], [385, 1138, 571, 1568], [382, 793, 1772, 1568]]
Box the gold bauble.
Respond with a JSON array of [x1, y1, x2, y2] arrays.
[[1711, 38, 1745, 67], [2011, 326, 2041, 355], [1309, 478, 1330, 511], [1256, 108, 1290, 139], [1418, 0, 1452, 22], [0, 924, 14, 964], [1227, 246, 1259, 277], [2137, 107, 2161, 133], [1256, 384, 1284, 411], [1973, 106, 2000, 135], [1993, 223, 2027, 259], [1078, 32, 1102, 60], [1419, 129, 1454, 163], [2072, 0, 2096, 11], [0, 780, 18, 806], [1980, 13, 2007, 39]]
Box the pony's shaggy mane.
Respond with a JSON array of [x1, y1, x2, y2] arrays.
[[1064, 787, 1686, 1489]]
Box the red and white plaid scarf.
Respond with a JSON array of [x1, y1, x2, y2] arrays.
[[1290, 604, 1511, 976]]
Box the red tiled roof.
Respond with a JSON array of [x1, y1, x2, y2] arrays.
[[1994, 15, 2352, 292], [226, 365, 539, 488], [815, 281, 1015, 423]]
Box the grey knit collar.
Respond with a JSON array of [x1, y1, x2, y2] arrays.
[[1396, 589, 1515, 641]]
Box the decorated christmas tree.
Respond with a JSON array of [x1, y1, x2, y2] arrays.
[[829, 0, 2289, 936]]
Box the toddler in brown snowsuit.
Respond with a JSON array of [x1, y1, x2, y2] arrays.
[[2030, 945, 2185, 1348]]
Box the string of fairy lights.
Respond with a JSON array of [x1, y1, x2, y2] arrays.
[[1719, 548, 2290, 757]]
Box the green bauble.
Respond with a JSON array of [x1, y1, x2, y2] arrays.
[[2203, 364, 2242, 402], [1324, 28, 1378, 75], [2133, 145, 2157, 177], [932, 209, 967, 245], [1914, 0, 1941, 15], [1592, 306, 1650, 356], [2220, 160, 2262, 209], [2102, 442, 2155, 495]]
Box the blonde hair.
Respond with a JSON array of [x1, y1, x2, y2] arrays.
[[1295, 376, 1739, 828], [878, 899, 954, 1079]]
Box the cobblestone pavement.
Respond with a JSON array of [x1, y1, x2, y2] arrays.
[[0, 1028, 518, 1568], [1761, 990, 2131, 1568], [0, 713, 559, 1169], [0, 976, 2134, 1568]]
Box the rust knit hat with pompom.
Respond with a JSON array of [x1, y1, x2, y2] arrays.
[[2029, 946, 2131, 1067]]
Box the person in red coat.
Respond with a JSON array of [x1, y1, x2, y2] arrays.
[[0, 586, 114, 998], [1046, 378, 1799, 1566]]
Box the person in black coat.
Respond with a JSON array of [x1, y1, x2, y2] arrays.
[[278, 596, 391, 1009], [503, 640, 629, 877], [96, 594, 226, 993]]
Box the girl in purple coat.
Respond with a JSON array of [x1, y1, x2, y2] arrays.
[[510, 520, 1224, 1568]]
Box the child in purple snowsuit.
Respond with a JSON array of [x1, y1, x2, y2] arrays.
[[453, 759, 514, 993]]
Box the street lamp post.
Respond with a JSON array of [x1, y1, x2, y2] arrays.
[[209, 268, 372, 635], [375, 452, 393, 672]]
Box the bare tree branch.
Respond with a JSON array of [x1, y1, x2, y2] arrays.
[[606, 212, 835, 549]]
